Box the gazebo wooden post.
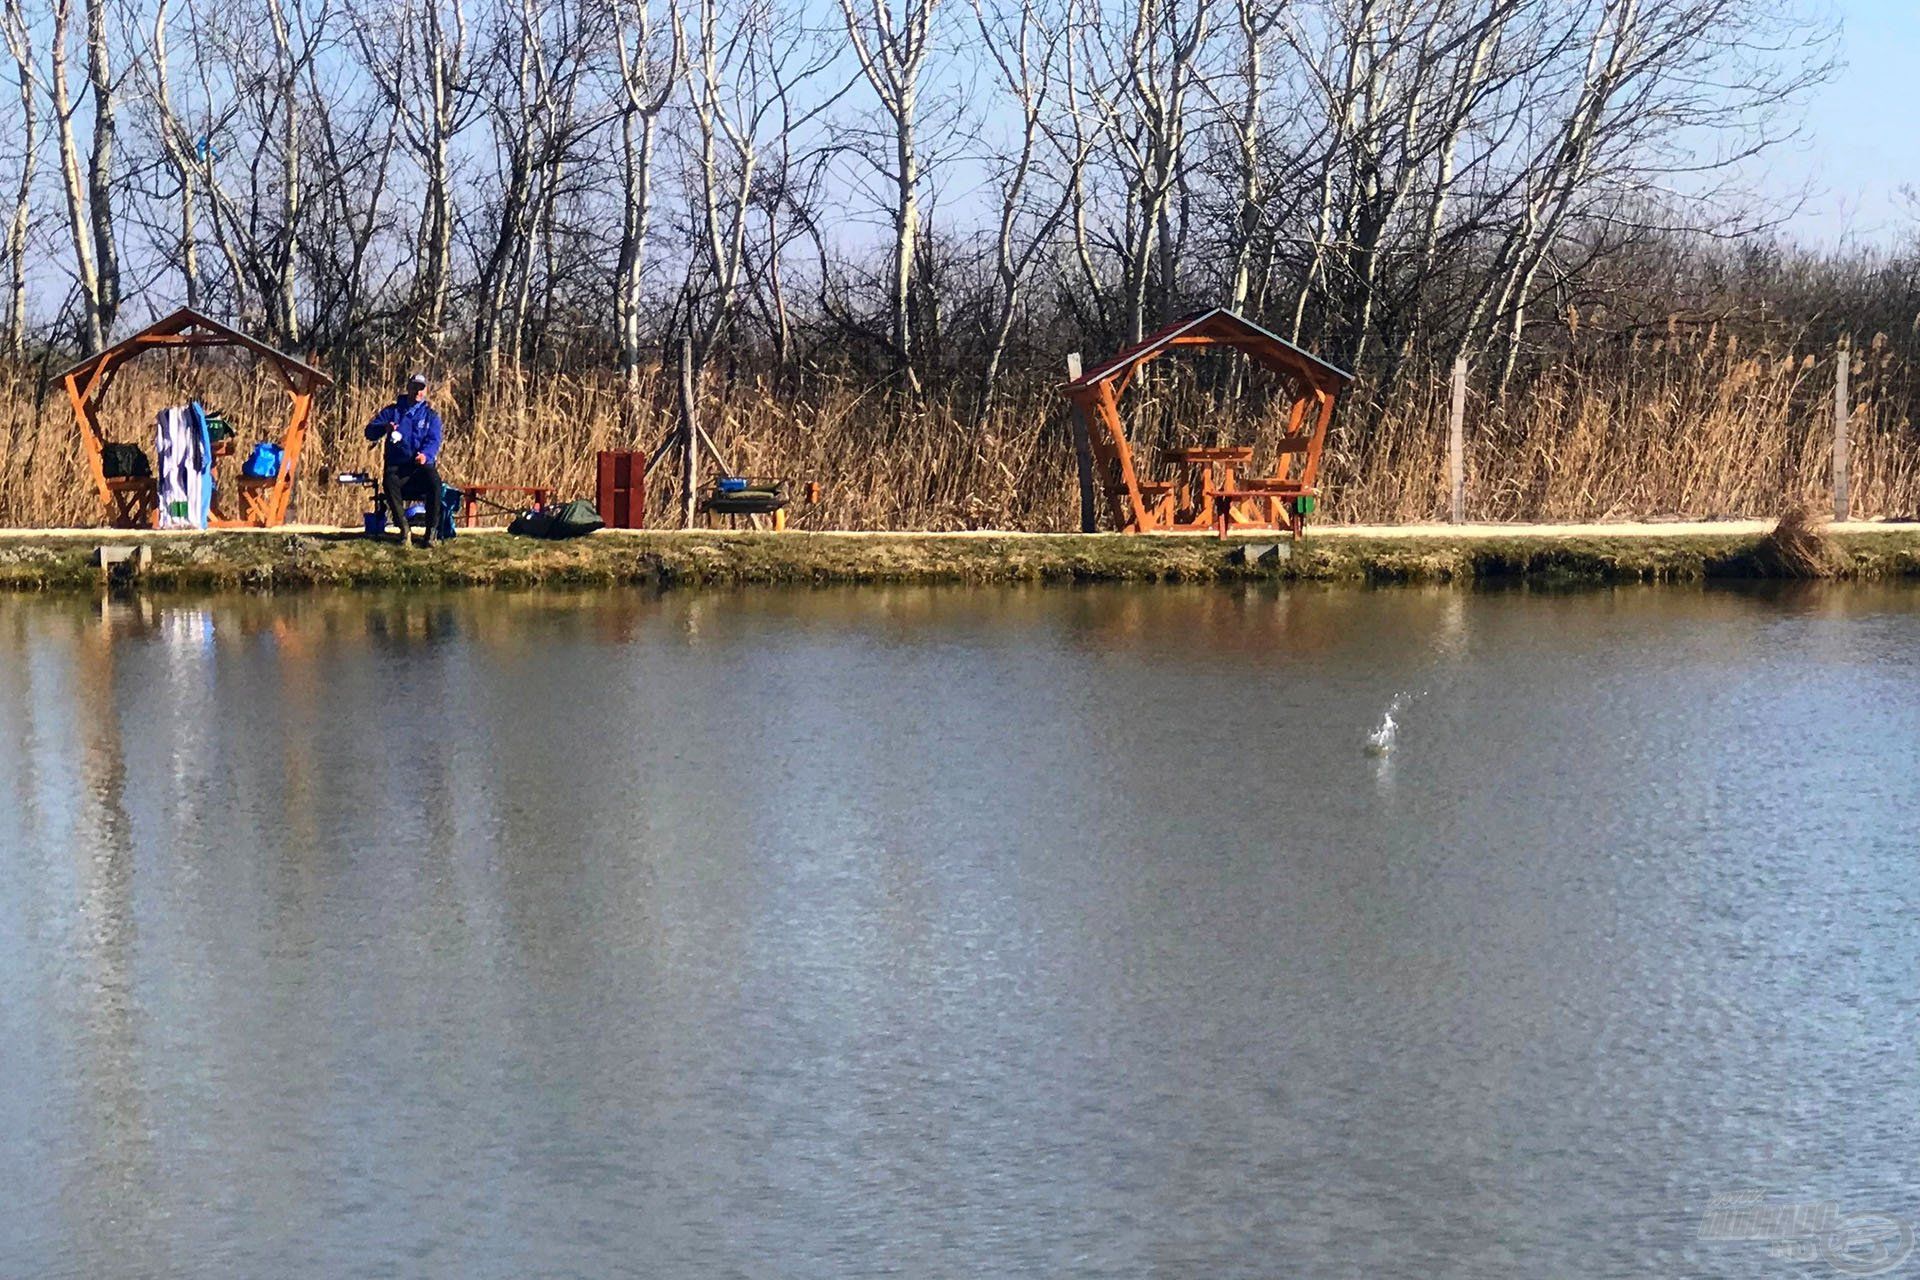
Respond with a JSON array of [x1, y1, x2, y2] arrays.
[[1070, 380, 1160, 533], [1091, 381, 1159, 532], [275, 382, 313, 525], [1298, 385, 1338, 488], [266, 365, 316, 526], [65, 371, 113, 512], [1275, 393, 1310, 479]]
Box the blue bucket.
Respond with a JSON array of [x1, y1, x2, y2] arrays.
[[364, 511, 385, 536]]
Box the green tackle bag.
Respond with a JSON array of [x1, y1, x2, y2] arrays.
[[509, 498, 603, 539]]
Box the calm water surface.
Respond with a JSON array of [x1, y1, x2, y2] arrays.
[[2, 584, 1918, 1278]]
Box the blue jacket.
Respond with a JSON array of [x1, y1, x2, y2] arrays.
[[365, 397, 444, 467]]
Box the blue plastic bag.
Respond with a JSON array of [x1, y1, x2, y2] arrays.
[[243, 442, 283, 479]]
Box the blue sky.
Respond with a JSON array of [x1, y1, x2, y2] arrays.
[[1781, 0, 1920, 245]]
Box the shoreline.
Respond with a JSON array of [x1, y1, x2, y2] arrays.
[[2, 522, 1919, 592]]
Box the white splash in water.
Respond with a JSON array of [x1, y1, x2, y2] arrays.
[[1365, 693, 1409, 756]]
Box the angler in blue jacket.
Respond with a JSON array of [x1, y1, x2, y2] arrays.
[[364, 372, 446, 546]]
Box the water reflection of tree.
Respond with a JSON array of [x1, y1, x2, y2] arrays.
[[68, 601, 170, 1274]]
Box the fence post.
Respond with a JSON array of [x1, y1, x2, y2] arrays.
[[1065, 352, 1097, 533], [1449, 355, 1467, 525], [1833, 337, 1851, 523], [678, 336, 700, 528]]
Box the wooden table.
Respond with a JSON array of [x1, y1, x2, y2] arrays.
[[1162, 446, 1254, 527]]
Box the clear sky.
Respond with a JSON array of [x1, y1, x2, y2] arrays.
[[1780, 0, 1920, 246]]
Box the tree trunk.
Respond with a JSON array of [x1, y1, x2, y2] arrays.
[[2, 0, 33, 352], [83, 0, 118, 337]]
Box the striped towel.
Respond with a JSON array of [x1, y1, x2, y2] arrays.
[[155, 404, 212, 528]]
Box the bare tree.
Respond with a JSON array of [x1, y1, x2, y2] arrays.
[[144, 0, 203, 308], [50, 0, 115, 348], [1077, 0, 1216, 340], [355, 0, 475, 352], [265, 0, 303, 342], [83, 0, 121, 337], [676, 0, 836, 362], [970, 0, 1076, 414], [609, 0, 679, 397], [0, 0, 1836, 438], [834, 0, 940, 390], [1, 0, 34, 350], [299, 15, 403, 347]]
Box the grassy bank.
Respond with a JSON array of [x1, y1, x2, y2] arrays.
[[6, 525, 1920, 593]]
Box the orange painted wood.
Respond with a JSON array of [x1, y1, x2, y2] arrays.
[[1299, 389, 1338, 488], [1091, 382, 1159, 531], [1163, 447, 1254, 463]]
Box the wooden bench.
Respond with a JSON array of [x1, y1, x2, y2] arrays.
[[458, 484, 553, 528], [101, 479, 281, 530], [223, 476, 282, 527], [1213, 480, 1316, 540]]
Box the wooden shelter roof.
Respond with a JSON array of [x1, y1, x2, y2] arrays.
[[53, 307, 334, 387], [1066, 307, 1352, 390]]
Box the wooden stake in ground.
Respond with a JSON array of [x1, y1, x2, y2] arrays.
[[1449, 355, 1467, 525], [678, 335, 699, 527], [1834, 337, 1851, 523], [1065, 352, 1096, 533], [643, 335, 737, 527]]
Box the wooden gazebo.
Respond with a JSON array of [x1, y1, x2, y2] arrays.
[[1063, 308, 1352, 536], [56, 307, 332, 528]]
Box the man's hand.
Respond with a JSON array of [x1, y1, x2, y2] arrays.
[[415, 452, 428, 466]]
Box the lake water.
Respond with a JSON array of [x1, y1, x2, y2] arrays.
[[2, 584, 1918, 1278]]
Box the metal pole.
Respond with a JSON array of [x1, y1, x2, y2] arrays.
[[1834, 337, 1851, 523], [1449, 355, 1467, 525], [1065, 352, 1097, 533]]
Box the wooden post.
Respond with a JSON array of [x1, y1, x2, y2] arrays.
[[677, 336, 699, 528], [1834, 337, 1851, 523], [1448, 355, 1467, 525], [1065, 352, 1097, 533], [273, 381, 314, 526]]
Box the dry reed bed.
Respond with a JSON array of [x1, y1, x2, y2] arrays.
[[4, 326, 1917, 530]]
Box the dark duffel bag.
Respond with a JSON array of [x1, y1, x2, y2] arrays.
[[102, 442, 151, 479], [507, 506, 554, 538], [545, 498, 605, 537]]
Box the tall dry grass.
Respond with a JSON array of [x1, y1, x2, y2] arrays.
[[5, 321, 1918, 529], [1323, 323, 1920, 523]]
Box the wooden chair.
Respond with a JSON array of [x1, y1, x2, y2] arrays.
[[1136, 481, 1178, 528], [102, 477, 159, 528]]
